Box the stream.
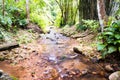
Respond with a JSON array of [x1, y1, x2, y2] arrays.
[[0, 27, 107, 80]]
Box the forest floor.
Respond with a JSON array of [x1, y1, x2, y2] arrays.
[[0, 26, 120, 80]]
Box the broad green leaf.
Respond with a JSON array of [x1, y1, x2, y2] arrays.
[[114, 40, 120, 44], [97, 43, 106, 51], [117, 21, 120, 26], [103, 32, 113, 36], [102, 51, 108, 58], [115, 34, 120, 39], [108, 46, 117, 53]]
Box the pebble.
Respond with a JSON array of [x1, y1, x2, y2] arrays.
[[92, 71, 97, 75], [0, 70, 12, 80], [105, 65, 114, 72], [81, 69, 88, 75], [109, 71, 120, 80]]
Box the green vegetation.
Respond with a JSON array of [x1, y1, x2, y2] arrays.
[[11, 76, 18, 80], [0, 0, 27, 31], [97, 20, 120, 57], [0, 1, 120, 80], [76, 20, 99, 32], [0, 0, 120, 59]]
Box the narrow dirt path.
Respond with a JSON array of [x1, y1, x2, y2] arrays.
[[0, 28, 107, 80]]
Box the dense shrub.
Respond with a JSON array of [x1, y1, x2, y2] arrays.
[[0, 4, 27, 31], [97, 20, 120, 57], [76, 24, 87, 31], [8, 6, 27, 27], [0, 15, 12, 30], [76, 19, 99, 32]]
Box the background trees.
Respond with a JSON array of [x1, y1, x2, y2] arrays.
[[2, 0, 5, 16], [55, 0, 78, 26], [0, 0, 120, 57], [26, 0, 30, 23], [0, 0, 120, 30]]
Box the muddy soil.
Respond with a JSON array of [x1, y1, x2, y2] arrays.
[[0, 28, 118, 80]]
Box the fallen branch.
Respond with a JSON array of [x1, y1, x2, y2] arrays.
[[0, 43, 19, 51], [71, 31, 92, 39], [73, 47, 82, 54]]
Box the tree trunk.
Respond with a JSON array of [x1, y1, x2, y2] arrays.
[[97, 0, 107, 32], [109, 0, 120, 16], [78, 0, 82, 23], [2, 0, 5, 16], [26, 0, 30, 23], [78, 0, 97, 21]]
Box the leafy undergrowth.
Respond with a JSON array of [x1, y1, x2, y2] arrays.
[[97, 20, 120, 58]]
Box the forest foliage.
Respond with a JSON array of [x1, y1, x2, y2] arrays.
[[98, 20, 120, 57], [0, 0, 120, 58], [0, 0, 27, 30]]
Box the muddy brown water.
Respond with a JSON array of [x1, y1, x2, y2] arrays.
[[0, 28, 107, 80]]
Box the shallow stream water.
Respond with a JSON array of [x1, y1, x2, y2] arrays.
[[0, 28, 107, 80]]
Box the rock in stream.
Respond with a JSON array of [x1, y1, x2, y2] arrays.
[[0, 70, 12, 80]]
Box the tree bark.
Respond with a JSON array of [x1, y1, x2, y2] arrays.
[[97, 0, 107, 32], [2, 0, 5, 16], [109, 0, 120, 16], [78, 0, 97, 21], [26, 0, 30, 23]]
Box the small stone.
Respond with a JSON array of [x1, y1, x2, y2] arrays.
[[109, 71, 120, 80], [99, 71, 105, 76], [0, 70, 12, 80], [71, 71, 76, 75], [75, 69, 80, 75], [105, 65, 114, 72], [73, 47, 82, 54], [0, 70, 3, 76], [23, 46, 28, 49], [81, 69, 88, 75], [92, 72, 97, 75], [60, 74, 68, 78]]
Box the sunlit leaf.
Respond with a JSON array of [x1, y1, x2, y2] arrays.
[[103, 32, 113, 36], [115, 34, 120, 39], [97, 43, 106, 51], [108, 46, 117, 53]]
